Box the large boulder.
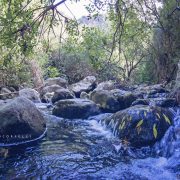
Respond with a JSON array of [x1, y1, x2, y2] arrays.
[[0, 97, 46, 145], [44, 77, 68, 88], [131, 98, 177, 107], [0, 87, 15, 100], [52, 99, 100, 119], [95, 81, 116, 91], [41, 85, 63, 102], [19, 88, 41, 103], [70, 76, 97, 97], [90, 89, 137, 113], [41, 84, 63, 94], [134, 84, 169, 98], [102, 105, 173, 147], [149, 98, 177, 107], [51, 88, 75, 104], [135, 84, 166, 93], [169, 87, 180, 105]]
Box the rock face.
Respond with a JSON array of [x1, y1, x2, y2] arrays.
[[19, 88, 41, 103], [90, 89, 137, 113], [44, 77, 68, 88], [70, 76, 97, 97], [0, 97, 46, 144], [52, 99, 100, 119], [102, 105, 173, 147], [51, 88, 75, 104]]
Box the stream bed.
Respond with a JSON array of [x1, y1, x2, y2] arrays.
[[0, 104, 179, 180]]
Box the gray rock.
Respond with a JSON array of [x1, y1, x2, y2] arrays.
[[42, 84, 63, 94], [44, 77, 68, 88], [0, 88, 14, 100], [95, 81, 116, 91], [19, 88, 41, 103], [42, 92, 54, 103], [149, 98, 178, 107], [41, 85, 63, 102], [90, 89, 137, 113], [0, 97, 46, 145], [134, 84, 169, 98], [70, 76, 96, 97], [80, 91, 89, 99], [53, 98, 100, 119], [131, 99, 149, 106], [169, 87, 180, 105], [52, 88, 75, 104]]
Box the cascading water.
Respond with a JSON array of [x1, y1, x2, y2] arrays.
[[0, 103, 179, 179]]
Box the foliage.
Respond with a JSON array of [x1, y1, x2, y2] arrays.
[[0, 0, 179, 86]]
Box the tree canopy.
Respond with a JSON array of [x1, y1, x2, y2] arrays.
[[0, 0, 180, 85]]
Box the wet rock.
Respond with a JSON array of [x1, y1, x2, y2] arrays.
[[131, 99, 149, 106], [169, 87, 180, 105], [80, 91, 89, 99], [52, 99, 100, 119], [102, 105, 173, 147], [70, 76, 97, 97], [19, 88, 41, 103], [0, 99, 12, 107], [0, 97, 46, 145], [134, 84, 169, 98], [41, 92, 54, 103], [51, 88, 75, 104], [90, 89, 137, 113], [149, 98, 177, 107], [44, 77, 68, 88], [132, 98, 177, 108]]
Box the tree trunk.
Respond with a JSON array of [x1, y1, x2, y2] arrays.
[[28, 60, 44, 89]]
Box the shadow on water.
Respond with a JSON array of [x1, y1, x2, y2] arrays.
[[0, 106, 179, 179]]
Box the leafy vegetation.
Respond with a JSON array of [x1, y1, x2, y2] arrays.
[[0, 0, 179, 86]]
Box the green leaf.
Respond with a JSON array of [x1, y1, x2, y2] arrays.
[[163, 114, 171, 125], [136, 120, 143, 128], [119, 121, 125, 130], [153, 124, 157, 139], [156, 113, 161, 119], [144, 111, 147, 117]]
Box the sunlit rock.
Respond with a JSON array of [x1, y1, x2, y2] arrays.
[[70, 76, 97, 97], [19, 88, 41, 103], [44, 77, 68, 88]]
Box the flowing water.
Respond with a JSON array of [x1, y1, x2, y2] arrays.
[[0, 103, 179, 179]]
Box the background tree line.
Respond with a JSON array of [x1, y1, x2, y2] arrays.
[[0, 0, 179, 87]]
